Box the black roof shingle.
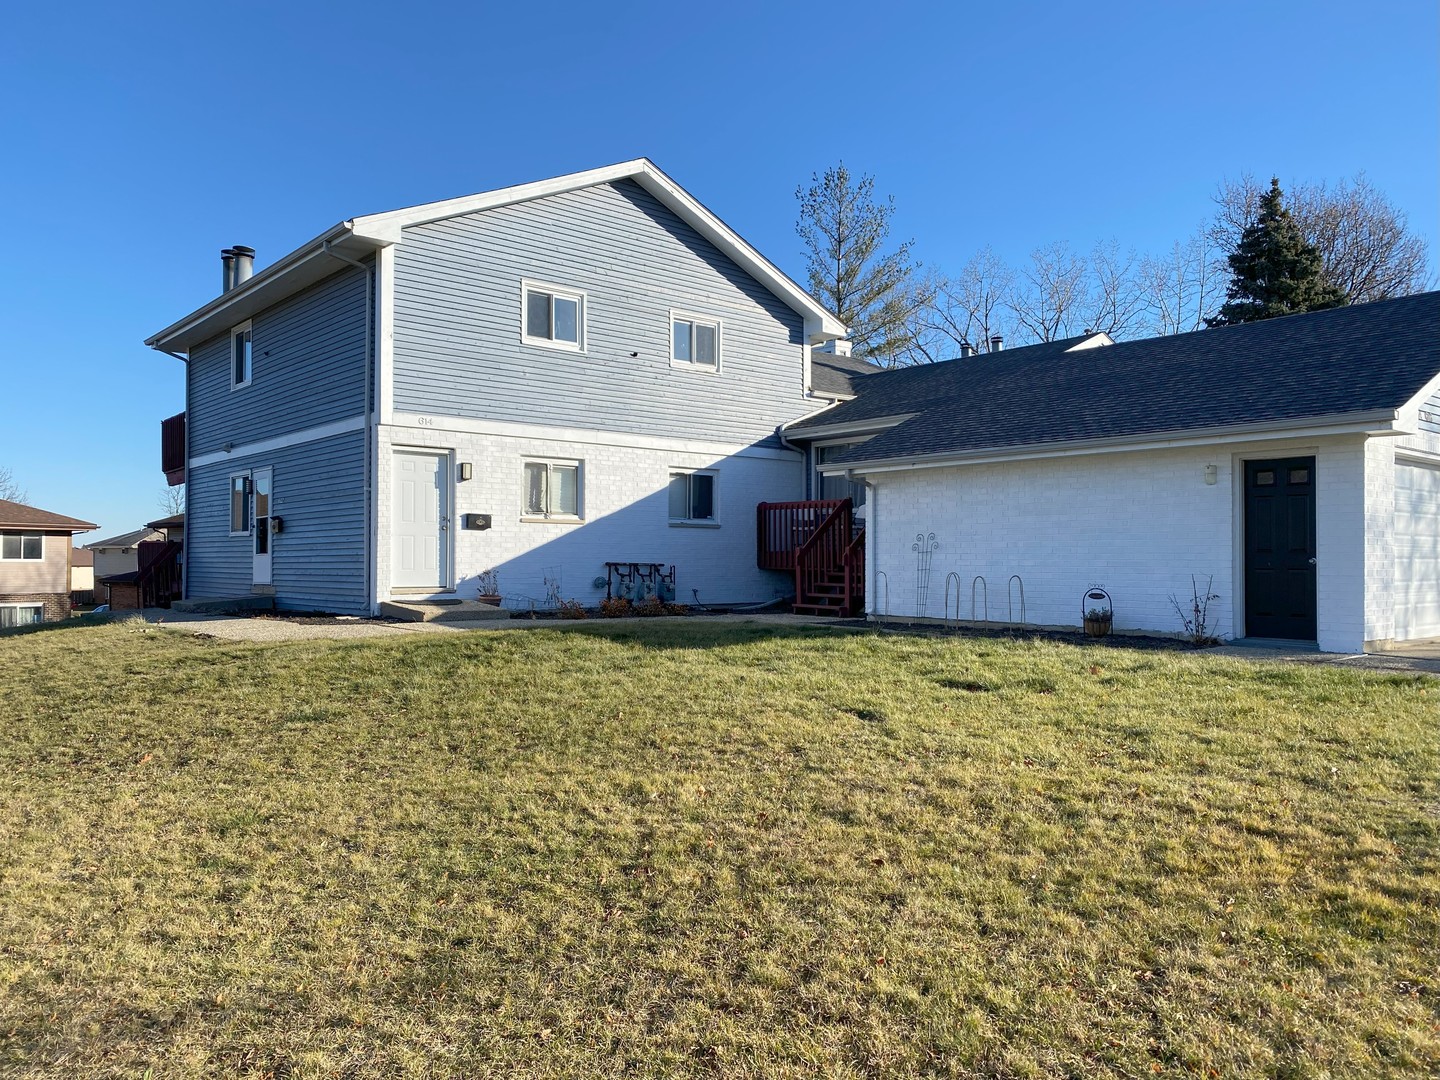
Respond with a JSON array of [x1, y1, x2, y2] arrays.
[[793, 294, 1440, 465]]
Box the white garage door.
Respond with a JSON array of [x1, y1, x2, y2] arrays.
[[1395, 460, 1440, 640]]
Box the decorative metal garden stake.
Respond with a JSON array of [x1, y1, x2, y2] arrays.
[[913, 533, 938, 616]]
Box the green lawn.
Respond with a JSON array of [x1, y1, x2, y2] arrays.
[[1, 621, 1436, 1078]]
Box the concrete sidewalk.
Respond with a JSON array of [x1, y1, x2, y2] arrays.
[[1209, 641, 1440, 677], [118, 609, 855, 644]]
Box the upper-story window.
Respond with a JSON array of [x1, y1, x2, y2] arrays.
[[671, 312, 720, 372], [231, 321, 253, 389], [522, 281, 585, 351], [0, 532, 43, 560]]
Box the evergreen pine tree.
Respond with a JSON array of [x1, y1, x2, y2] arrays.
[[1208, 178, 1347, 326]]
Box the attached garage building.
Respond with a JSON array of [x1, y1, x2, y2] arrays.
[[789, 293, 1440, 653]]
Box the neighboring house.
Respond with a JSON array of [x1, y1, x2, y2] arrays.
[[145, 160, 855, 616], [70, 547, 95, 600], [786, 294, 1440, 653], [88, 528, 165, 604], [0, 498, 98, 626]]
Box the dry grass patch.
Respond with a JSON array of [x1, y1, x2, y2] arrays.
[[0, 621, 1436, 1077]]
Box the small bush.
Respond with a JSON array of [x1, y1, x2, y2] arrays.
[[599, 597, 633, 618], [557, 599, 589, 620]]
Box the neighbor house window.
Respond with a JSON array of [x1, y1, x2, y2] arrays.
[[668, 470, 716, 525], [229, 474, 251, 535], [522, 282, 585, 350], [0, 532, 43, 560], [523, 460, 581, 519], [232, 321, 253, 388], [671, 313, 720, 372], [0, 604, 43, 628]]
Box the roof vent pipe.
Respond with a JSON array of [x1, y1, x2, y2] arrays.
[[220, 248, 236, 292], [990, 334, 1004, 352], [959, 342, 973, 358], [231, 245, 256, 286]]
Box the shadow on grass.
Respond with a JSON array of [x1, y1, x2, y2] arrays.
[[0, 612, 119, 639], [493, 618, 856, 652]]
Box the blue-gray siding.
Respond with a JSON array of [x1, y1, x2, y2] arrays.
[[186, 431, 368, 614], [1420, 387, 1440, 435], [392, 180, 807, 447], [188, 264, 370, 456]]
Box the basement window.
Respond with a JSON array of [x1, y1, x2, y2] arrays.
[[0, 603, 43, 627]]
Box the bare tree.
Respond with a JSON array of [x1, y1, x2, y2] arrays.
[[1138, 230, 1225, 335], [903, 248, 1016, 362], [1212, 173, 1430, 302], [1010, 242, 1144, 342], [157, 485, 185, 516], [0, 466, 27, 504]]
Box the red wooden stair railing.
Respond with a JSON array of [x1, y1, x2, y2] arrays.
[[135, 540, 183, 608], [756, 499, 865, 616]]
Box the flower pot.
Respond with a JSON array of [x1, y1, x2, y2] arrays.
[[1083, 615, 1112, 638], [477, 594, 502, 607]]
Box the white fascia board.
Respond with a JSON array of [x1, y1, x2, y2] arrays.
[[835, 411, 1403, 475], [144, 222, 379, 355], [351, 158, 848, 341]]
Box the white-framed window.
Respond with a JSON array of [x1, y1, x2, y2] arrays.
[[670, 312, 721, 372], [668, 469, 717, 525], [521, 281, 585, 351], [522, 459, 582, 520], [0, 603, 44, 628], [0, 532, 43, 560], [229, 473, 251, 535], [814, 440, 871, 507], [231, 321, 253, 389]]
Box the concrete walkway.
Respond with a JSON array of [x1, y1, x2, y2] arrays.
[[1209, 641, 1440, 677], [117, 609, 854, 644]]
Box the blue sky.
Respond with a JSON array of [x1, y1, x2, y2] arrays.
[[0, 0, 1434, 542]]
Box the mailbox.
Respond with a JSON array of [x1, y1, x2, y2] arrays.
[[463, 513, 492, 531]]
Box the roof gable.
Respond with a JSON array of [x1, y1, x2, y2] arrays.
[[147, 159, 846, 355]]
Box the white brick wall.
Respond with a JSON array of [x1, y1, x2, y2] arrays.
[[375, 420, 802, 608], [868, 436, 1381, 652]]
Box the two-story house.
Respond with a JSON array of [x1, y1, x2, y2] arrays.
[[0, 498, 97, 626], [146, 160, 859, 616]]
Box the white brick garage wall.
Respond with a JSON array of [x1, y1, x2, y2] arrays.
[[375, 418, 803, 609], [864, 436, 1375, 651]]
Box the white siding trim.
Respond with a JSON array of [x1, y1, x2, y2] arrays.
[[376, 245, 396, 425], [189, 415, 366, 469], [388, 412, 797, 462]]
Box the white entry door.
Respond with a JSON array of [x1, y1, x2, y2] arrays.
[[393, 451, 449, 590], [252, 467, 273, 586]]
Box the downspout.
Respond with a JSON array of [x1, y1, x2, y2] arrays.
[[778, 397, 844, 500], [322, 241, 376, 615]]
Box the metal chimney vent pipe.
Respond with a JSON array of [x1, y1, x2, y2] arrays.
[[990, 334, 1004, 352], [220, 248, 236, 292], [231, 245, 256, 286], [959, 342, 974, 358]]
